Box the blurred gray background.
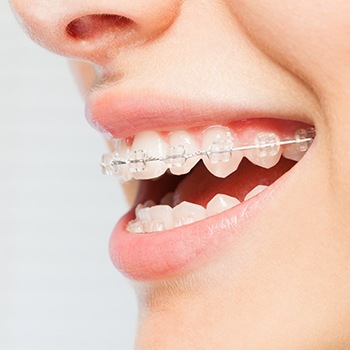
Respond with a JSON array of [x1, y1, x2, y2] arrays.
[[0, 2, 137, 349]]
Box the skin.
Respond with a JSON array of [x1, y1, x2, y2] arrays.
[[9, 0, 350, 348]]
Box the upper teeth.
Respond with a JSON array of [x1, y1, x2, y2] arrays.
[[101, 126, 315, 182]]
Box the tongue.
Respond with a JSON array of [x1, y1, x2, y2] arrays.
[[172, 158, 296, 207]]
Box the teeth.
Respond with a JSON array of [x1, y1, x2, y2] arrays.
[[167, 131, 200, 175], [130, 131, 168, 180], [283, 128, 314, 161], [127, 188, 271, 234], [102, 126, 316, 182], [206, 194, 241, 216], [144, 205, 173, 232], [295, 128, 315, 152], [126, 220, 144, 234], [245, 132, 282, 168], [110, 125, 316, 234], [101, 153, 116, 176], [111, 125, 316, 234], [135, 206, 151, 221], [135, 200, 155, 220], [133, 204, 173, 233], [282, 144, 304, 161], [202, 126, 243, 177], [173, 202, 206, 228], [114, 139, 133, 182], [127, 201, 207, 233], [127, 190, 259, 234], [244, 185, 268, 201]]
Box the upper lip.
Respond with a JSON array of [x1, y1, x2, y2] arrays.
[[86, 87, 313, 140]]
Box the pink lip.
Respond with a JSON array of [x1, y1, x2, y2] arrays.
[[86, 88, 312, 139], [88, 88, 315, 280], [109, 155, 309, 281]]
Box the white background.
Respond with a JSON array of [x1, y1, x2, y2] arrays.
[[0, 2, 137, 349]]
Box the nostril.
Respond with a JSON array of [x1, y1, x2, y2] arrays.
[[66, 14, 134, 41]]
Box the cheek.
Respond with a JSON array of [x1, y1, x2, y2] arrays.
[[230, 0, 350, 205], [229, 0, 350, 96]]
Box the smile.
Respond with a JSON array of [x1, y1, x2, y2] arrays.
[[89, 90, 317, 280], [101, 121, 315, 234]]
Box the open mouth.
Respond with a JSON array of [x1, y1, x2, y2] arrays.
[[101, 118, 315, 235]]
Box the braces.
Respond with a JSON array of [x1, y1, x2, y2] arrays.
[[101, 127, 315, 176]]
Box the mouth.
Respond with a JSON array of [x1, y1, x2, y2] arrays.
[[90, 90, 316, 280], [99, 111, 315, 279], [102, 118, 315, 228]]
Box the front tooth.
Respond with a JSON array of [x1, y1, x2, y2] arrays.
[[136, 206, 152, 222], [135, 204, 173, 233], [245, 132, 282, 168], [129, 131, 168, 180], [173, 201, 206, 227], [113, 139, 133, 182], [167, 131, 200, 175], [142, 205, 173, 232], [244, 185, 268, 201], [202, 126, 243, 178], [101, 153, 116, 176], [126, 219, 144, 234], [207, 194, 240, 216], [135, 200, 155, 220]]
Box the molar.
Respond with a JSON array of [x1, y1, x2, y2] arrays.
[[282, 145, 304, 161], [202, 126, 243, 178], [129, 131, 168, 180], [206, 194, 241, 216], [167, 131, 200, 175], [245, 132, 282, 168], [282, 128, 314, 161]]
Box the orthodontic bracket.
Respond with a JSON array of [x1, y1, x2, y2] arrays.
[[101, 127, 315, 176]]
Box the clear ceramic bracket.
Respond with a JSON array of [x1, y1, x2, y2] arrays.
[[101, 127, 316, 176]]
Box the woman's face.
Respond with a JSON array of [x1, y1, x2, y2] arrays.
[[10, 0, 350, 348]]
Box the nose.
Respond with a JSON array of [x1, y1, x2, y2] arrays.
[[9, 0, 181, 62]]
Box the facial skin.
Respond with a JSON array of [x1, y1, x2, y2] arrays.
[[10, 0, 350, 348]]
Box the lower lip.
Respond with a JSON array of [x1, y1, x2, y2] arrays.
[[109, 157, 303, 281]]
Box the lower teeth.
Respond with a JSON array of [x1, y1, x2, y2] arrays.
[[126, 185, 267, 234]]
